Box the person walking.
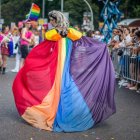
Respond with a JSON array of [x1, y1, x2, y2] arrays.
[[13, 10, 116, 132]]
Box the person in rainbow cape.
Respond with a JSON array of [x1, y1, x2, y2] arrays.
[[12, 10, 116, 132]]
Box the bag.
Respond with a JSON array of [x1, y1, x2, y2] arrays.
[[117, 49, 123, 56], [15, 43, 19, 49]]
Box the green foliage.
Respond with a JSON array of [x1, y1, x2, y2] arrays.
[[1, 0, 140, 28], [1, 0, 41, 25], [132, 5, 140, 17], [119, 0, 140, 18], [64, 0, 99, 28]]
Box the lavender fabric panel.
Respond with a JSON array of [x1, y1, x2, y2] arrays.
[[70, 36, 116, 124]]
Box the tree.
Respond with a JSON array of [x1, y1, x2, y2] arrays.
[[1, 0, 140, 28]]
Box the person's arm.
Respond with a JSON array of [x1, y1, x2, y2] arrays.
[[30, 34, 35, 47], [136, 45, 140, 52]]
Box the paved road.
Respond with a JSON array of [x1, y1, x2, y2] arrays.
[[0, 57, 140, 140]]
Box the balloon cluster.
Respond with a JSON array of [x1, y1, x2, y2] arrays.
[[99, 0, 122, 43]]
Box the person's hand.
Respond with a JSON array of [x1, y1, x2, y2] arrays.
[[28, 39, 32, 43], [114, 42, 119, 48], [133, 47, 137, 52]]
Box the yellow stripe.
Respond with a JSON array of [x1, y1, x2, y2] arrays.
[[32, 9, 40, 14], [22, 39, 66, 131], [61, 38, 66, 78]]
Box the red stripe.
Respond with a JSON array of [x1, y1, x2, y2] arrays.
[[12, 40, 58, 115], [32, 4, 40, 11]]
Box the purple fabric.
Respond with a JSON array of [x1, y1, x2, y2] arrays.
[[70, 37, 116, 124]]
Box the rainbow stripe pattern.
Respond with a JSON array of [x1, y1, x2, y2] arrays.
[[12, 28, 116, 132], [27, 3, 40, 21]]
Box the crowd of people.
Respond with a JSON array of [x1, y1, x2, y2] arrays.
[[1, 18, 140, 95], [74, 25, 140, 93], [0, 20, 45, 74], [108, 25, 140, 93], [0, 22, 105, 75]]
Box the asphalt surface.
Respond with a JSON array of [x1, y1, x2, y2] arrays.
[[0, 57, 140, 140]]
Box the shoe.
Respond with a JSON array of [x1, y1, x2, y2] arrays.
[[125, 84, 133, 88], [136, 89, 140, 93], [118, 80, 128, 85], [0, 66, 2, 72], [118, 79, 127, 83], [129, 86, 137, 90], [122, 82, 128, 86], [2, 67, 6, 74], [11, 69, 18, 73]]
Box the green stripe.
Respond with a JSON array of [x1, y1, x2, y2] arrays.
[[31, 12, 40, 16], [66, 38, 69, 57]]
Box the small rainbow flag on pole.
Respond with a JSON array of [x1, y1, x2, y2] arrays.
[[26, 3, 40, 21]]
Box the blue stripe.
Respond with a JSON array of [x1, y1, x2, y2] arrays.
[[53, 38, 94, 132]]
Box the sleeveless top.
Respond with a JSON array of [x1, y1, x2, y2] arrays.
[[20, 30, 32, 46]]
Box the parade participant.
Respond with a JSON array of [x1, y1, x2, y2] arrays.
[[0, 30, 3, 73], [11, 23, 23, 73], [19, 20, 33, 69], [0, 26, 11, 74], [12, 10, 116, 132]]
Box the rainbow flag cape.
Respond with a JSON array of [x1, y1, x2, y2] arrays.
[[12, 28, 116, 132], [26, 3, 40, 21]]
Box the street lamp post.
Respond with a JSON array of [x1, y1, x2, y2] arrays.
[[0, 0, 1, 19], [61, 0, 64, 12], [47, 0, 63, 12], [45, 0, 94, 30], [42, 0, 45, 18], [83, 0, 94, 30]]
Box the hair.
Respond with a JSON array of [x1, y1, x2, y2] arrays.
[[2, 26, 6, 33], [86, 30, 93, 37], [135, 30, 140, 38], [118, 28, 123, 34], [48, 10, 69, 36], [131, 28, 136, 34], [123, 26, 130, 33], [48, 10, 69, 28]]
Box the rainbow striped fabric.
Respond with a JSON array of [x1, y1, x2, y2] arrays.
[[12, 28, 116, 132], [26, 3, 40, 21]]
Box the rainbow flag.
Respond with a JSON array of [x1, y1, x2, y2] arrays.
[[12, 28, 116, 132], [27, 3, 40, 21]]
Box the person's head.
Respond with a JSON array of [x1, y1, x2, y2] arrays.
[[12, 27, 19, 36], [94, 30, 101, 35], [24, 20, 32, 29], [130, 28, 137, 37], [33, 28, 39, 36], [43, 24, 48, 31], [86, 30, 94, 37], [118, 29, 123, 41], [49, 16, 57, 27], [135, 30, 140, 40], [3, 26, 10, 34], [18, 21, 23, 29], [2, 26, 10, 34], [123, 26, 130, 35], [113, 28, 119, 35], [48, 10, 69, 28]]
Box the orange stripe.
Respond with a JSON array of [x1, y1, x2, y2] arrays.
[[32, 6, 40, 11], [32, 9, 40, 14], [22, 39, 66, 131]]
